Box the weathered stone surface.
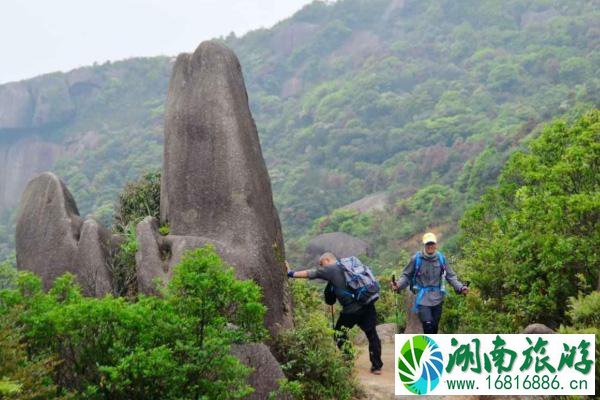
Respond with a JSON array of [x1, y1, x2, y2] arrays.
[[403, 292, 423, 334], [77, 219, 113, 296], [304, 232, 371, 265], [231, 343, 289, 400], [354, 323, 396, 346], [341, 192, 388, 214], [135, 217, 168, 295], [16, 172, 114, 295], [522, 323, 555, 334], [16, 172, 82, 289], [159, 40, 292, 335]]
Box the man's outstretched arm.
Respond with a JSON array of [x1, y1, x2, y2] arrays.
[[285, 261, 313, 278]]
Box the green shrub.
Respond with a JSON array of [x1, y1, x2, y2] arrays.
[[0, 311, 68, 399], [0, 246, 266, 399], [113, 170, 161, 233], [567, 291, 600, 329], [105, 224, 138, 296], [0, 259, 17, 290], [275, 280, 360, 400], [459, 111, 600, 330]]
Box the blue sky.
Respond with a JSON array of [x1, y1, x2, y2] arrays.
[[0, 0, 316, 83]]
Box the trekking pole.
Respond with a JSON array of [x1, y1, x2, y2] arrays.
[[330, 304, 337, 341], [330, 305, 335, 329], [392, 274, 400, 334]]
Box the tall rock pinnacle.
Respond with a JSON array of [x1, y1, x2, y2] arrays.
[[154, 41, 292, 335]]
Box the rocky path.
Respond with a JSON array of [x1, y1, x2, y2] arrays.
[[354, 340, 447, 400]]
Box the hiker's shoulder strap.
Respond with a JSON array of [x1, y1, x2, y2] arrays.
[[436, 251, 447, 266], [412, 252, 422, 283], [414, 251, 422, 268]]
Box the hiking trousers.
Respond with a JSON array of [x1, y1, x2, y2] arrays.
[[335, 302, 383, 370], [417, 301, 443, 334]]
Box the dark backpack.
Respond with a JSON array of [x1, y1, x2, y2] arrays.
[[337, 256, 380, 305], [324, 282, 336, 305]]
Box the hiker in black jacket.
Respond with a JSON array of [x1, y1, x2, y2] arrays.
[[391, 232, 468, 334], [286, 252, 384, 375]]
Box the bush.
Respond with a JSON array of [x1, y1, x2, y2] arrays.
[[459, 111, 600, 330], [0, 246, 266, 399], [567, 291, 600, 329], [113, 170, 161, 233], [0, 311, 67, 399], [275, 280, 360, 400], [0, 259, 17, 290]]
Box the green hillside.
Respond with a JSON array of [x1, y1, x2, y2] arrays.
[[1, 0, 599, 265]]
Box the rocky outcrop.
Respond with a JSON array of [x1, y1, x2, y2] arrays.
[[140, 41, 292, 335], [341, 192, 388, 214], [304, 232, 371, 265], [231, 343, 290, 400], [0, 137, 64, 216], [354, 323, 396, 346], [522, 323, 555, 334], [0, 74, 75, 131], [403, 292, 423, 334], [15, 172, 115, 296]]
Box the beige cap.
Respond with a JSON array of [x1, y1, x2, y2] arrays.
[[422, 232, 437, 244]]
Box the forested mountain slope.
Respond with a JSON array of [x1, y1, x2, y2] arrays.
[[0, 0, 598, 263]]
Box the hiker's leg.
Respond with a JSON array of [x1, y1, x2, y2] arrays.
[[334, 312, 356, 351], [358, 304, 383, 370], [431, 302, 444, 334], [417, 305, 436, 334]]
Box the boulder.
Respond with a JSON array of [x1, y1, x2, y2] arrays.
[[341, 192, 388, 213], [354, 323, 397, 346], [521, 323, 555, 334], [135, 217, 168, 295], [403, 292, 423, 334], [16, 172, 114, 296], [304, 232, 370, 265], [231, 343, 290, 400], [159, 40, 292, 335], [77, 219, 113, 297], [16, 172, 82, 289]]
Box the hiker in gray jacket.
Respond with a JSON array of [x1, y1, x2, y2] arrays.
[[286, 252, 383, 375], [391, 232, 468, 334]]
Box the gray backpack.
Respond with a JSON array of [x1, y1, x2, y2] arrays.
[[337, 256, 380, 305]]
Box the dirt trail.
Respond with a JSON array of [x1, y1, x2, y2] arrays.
[[354, 341, 448, 400]]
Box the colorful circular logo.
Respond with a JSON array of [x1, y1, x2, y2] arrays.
[[397, 335, 444, 394]]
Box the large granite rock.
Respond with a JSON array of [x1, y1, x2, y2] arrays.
[[157, 41, 292, 335], [403, 292, 423, 334], [304, 232, 371, 265], [521, 323, 555, 334], [16, 172, 114, 296], [354, 323, 397, 346], [231, 343, 290, 400]]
